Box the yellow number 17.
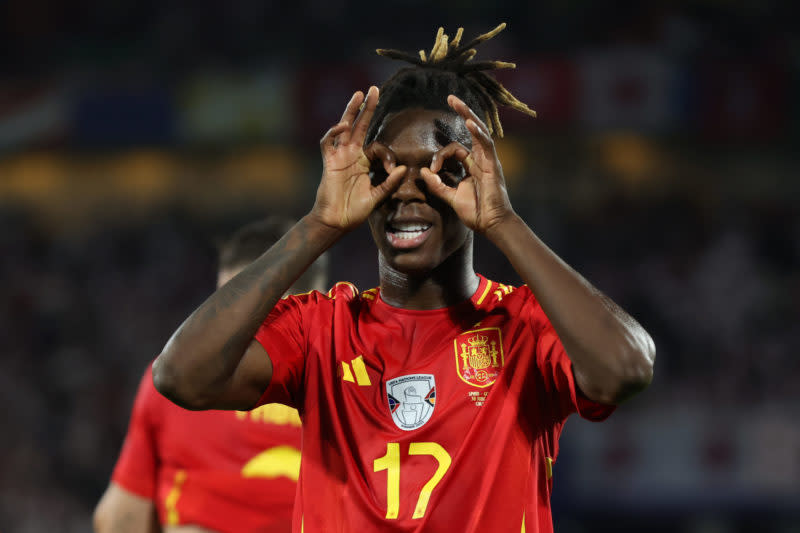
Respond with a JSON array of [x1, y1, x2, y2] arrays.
[[373, 442, 452, 520]]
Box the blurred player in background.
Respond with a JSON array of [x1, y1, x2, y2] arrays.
[[152, 25, 655, 533], [94, 217, 328, 533]]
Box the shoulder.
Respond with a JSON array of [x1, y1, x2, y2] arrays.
[[326, 281, 360, 300], [135, 364, 161, 404], [130, 363, 171, 423], [474, 276, 534, 310], [278, 281, 368, 310], [473, 277, 552, 326]]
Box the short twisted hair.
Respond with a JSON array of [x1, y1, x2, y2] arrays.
[[366, 23, 536, 143]]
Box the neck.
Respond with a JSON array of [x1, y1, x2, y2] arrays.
[[378, 244, 479, 310]]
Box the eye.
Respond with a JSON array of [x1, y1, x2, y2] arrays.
[[369, 162, 388, 185], [440, 158, 466, 186]]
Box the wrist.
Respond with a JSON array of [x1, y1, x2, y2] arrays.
[[302, 212, 348, 245], [483, 211, 525, 244]]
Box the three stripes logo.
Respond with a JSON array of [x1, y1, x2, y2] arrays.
[[341, 355, 372, 386]]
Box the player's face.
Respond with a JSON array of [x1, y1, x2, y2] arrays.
[[367, 108, 472, 275]]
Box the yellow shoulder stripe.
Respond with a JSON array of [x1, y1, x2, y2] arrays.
[[164, 470, 187, 525], [476, 280, 493, 305], [327, 281, 359, 299]]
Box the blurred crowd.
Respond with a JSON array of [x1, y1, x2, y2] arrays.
[[2, 0, 796, 74], [1, 1, 798, 531]]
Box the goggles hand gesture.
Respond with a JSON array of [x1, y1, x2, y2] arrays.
[[313, 86, 407, 231], [421, 95, 514, 233]]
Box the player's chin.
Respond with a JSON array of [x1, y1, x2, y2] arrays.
[[383, 247, 441, 275], [389, 253, 436, 276]]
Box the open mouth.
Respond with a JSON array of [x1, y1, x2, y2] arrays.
[[386, 221, 433, 249]]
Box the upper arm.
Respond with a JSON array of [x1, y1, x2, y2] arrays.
[[156, 291, 315, 411], [530, 298, 616, 422], [214, 339, 273, 410], [112, 368, 159, 496], [94, 483, 159, 533], [209, 290, 326, 411]]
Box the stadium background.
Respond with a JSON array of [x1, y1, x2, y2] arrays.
[[1, 1, 798, 531]]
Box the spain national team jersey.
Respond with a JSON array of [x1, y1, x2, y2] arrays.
[[112, 365, 301, 533], [254, 275, 614, 533]]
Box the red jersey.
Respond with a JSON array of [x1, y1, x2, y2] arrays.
[[254, 275, 614, 533], [112, 365, 300, 533]]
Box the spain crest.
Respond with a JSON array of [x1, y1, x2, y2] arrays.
[[454, 327, 504, 388], [386, 374, 436, 431]]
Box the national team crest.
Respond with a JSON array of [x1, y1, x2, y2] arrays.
[[455, 327, 504, 388], [386, 374, 436, 431]]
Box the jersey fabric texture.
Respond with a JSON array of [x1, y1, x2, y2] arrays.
[[254, 275, 615, 533], [112, 365, 300, 533]]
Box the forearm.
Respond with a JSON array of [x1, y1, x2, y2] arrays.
[[486, 214, 655, 404], [153, 215, 342, 408], [94, 484, 159, 533]]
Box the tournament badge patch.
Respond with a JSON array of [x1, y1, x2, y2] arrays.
[[386, 374, 436, 431], [455, 327, 505, 388]]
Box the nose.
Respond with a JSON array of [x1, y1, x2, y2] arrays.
[[390, 166, 427, 203]]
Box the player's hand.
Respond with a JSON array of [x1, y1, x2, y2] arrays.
[[311, 86, 407, 232], [420, 94, 515, 234]]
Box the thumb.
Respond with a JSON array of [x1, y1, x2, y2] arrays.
[[420, 168, 456, 206], [371, 165, 407, 202]]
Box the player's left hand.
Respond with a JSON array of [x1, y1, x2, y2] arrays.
[[420, 94, 515, 234]]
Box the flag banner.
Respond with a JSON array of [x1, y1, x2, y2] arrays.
[[578, 48, 677, 133], [293, 64, 371, 145], [178, 72, 291, 144], [698, 62, 788, 141], [0, 82, 68, 150], [496, 57, 577, 131]]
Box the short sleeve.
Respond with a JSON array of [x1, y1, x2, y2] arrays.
[[111, 365, 160, 499], [252, 292, 319, 410], [529, 298, 616, 423]]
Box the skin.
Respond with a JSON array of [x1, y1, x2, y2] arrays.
[[367, 108, 478, 308], [153, 86, 655, 412], [93, 483, 159, 533]]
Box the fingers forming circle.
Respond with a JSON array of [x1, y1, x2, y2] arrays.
[[463, 154, 475, 174], [320, 121, 351, 152], [340, 91, 364, 125], [448, 94, 494, 149], [466, 119, 495, 154], [363, 141, 397, 174], [429, 141, 471, 174], [351, 86, 380, 143]]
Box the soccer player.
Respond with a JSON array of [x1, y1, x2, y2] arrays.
[[94, 217, 328, 533], [152, 25, 656, 533]]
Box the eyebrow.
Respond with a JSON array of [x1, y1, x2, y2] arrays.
[[434, 118, 470, 147], [433, 118, 457, 145]]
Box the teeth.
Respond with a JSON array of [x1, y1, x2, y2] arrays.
[[395, 230, 424, 240], [388, 221, 431, 241], [391, 222, 431, 232]]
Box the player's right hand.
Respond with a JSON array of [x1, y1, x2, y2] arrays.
[[311, 86, 407, 232]]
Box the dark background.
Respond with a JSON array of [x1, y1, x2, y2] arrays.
[[1, 1, 798, 531]]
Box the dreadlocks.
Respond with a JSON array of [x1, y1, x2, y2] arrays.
[[366, 23, 536, 142]]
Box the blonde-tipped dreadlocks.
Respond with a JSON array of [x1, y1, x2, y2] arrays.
[[371, 23, 536, 139]]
